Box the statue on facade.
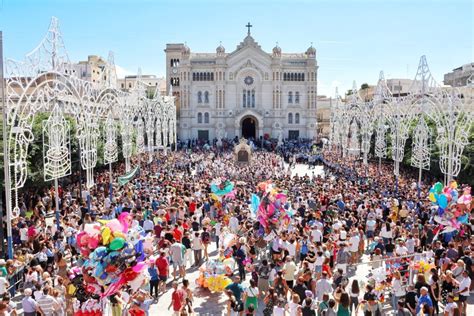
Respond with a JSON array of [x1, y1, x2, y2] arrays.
[[216, 128, 224, 147], [277, 129, 283, 147]]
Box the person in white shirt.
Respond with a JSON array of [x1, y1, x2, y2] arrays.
[[191, 232, 203, 267], [268, 264, 277, 287], [455, 271, 471, 316], [287, 293, 302, 316], [405, 235, 416, 254], [282, 256, 297, 288], [348, 231, 360, 264], [0, 276, 9, 297], [273, 298, 286, 316], [380, 221, 393, 243], [20, 225, 28, 245], [143, 217, 154, 233], [395, 242, 408, 256], [311, 227, 323, 243], [443, 294, 458, 316], [286, 239, 297, 258], [315, 271, 332, 301], [391, 271, 406, 310], [214, 222, 222, 249]]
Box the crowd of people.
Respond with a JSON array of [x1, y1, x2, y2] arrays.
[[1, 140, 472, 316]]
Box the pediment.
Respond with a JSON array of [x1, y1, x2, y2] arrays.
[[227, 36, 272, 64], [233, 59, 266, 79]]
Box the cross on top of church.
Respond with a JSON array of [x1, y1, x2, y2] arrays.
[[245, 22, 253, 35]]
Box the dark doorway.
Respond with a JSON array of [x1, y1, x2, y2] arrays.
[[241, 117, 256, 139], [197, 130, 209, 142], [288, 130, 300, 140]]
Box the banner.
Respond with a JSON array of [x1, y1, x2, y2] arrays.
[[118, 166, 139, 186]]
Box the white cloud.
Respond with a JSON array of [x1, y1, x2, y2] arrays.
[[115, 65, 134, 79]]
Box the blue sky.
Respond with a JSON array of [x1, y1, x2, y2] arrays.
[[0, 0, 472, 96]]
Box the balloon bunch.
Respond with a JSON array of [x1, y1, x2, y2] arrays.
[[429, 181, 472, 233], [72, 298, 102, 316], [196, 258, 234, 292], [74, 212, 152, 304], [255, 181, 293, 232], [210, 178, 235, 197]]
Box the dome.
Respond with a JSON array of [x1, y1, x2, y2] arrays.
[[306, 44, 316, 57], [216, 42, 225, 54], [181, 43, 190, 55], [272, 42, 281, 57]]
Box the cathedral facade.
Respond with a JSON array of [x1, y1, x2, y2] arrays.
[[165, 26, 318, 142]]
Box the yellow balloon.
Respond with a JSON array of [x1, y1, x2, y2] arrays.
[[428, 193, 436, 202], [101, 227, 112, 245], [222, 277, 232, 288], [113, 231, 125, 239]]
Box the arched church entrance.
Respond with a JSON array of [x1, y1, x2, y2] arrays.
[[241, 116, 257, 139]]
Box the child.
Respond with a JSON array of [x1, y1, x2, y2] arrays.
[[288, 294, 302, 316], [326, 299, 337, 316], [273, 298, 286, 316]]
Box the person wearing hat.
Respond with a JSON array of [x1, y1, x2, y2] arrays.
[[22, 288, 37, 316], [416, 286, 433, 315]]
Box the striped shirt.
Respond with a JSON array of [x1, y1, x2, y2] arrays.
[[37, 295, 57, 316]]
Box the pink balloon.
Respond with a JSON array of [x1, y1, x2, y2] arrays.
[[118, 212, 131, 233], [275, 193, 287, 203], [267, 204, 275, 217], [101, 277, 126, 298], [76, 232, 86, 247], [106, 219, 123, 232], [88, 237, 99, 249], [132, 262, 146, 273]]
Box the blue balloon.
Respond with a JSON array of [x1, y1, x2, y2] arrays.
[[451, 190, 459, 203], [438, 194, 448, 209], [89, 246, 108, 261], [134, 240, 145, 262], [250, 194, 260, 214], [438, 206, 445, 216], [458, 214, 469, 224]]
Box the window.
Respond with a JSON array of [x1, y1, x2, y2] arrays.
[[170, 59, 180, 67], [198, 91, 202, 103], [247, 90, 251, 107], [295, 113, 300, 124], [251, 90, 255, 107], [295, 91, 300, 104], [288, 91, 293, 104], [121, 83, 124, 88], [204, 91, 209, 103], [243, 90, 246, 107], [204, 112, 210, 124], [129, 83, 132, 88], [170, 78, 180, 86], [288, 113, 293, 124], [198, 112, 203, 124]]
